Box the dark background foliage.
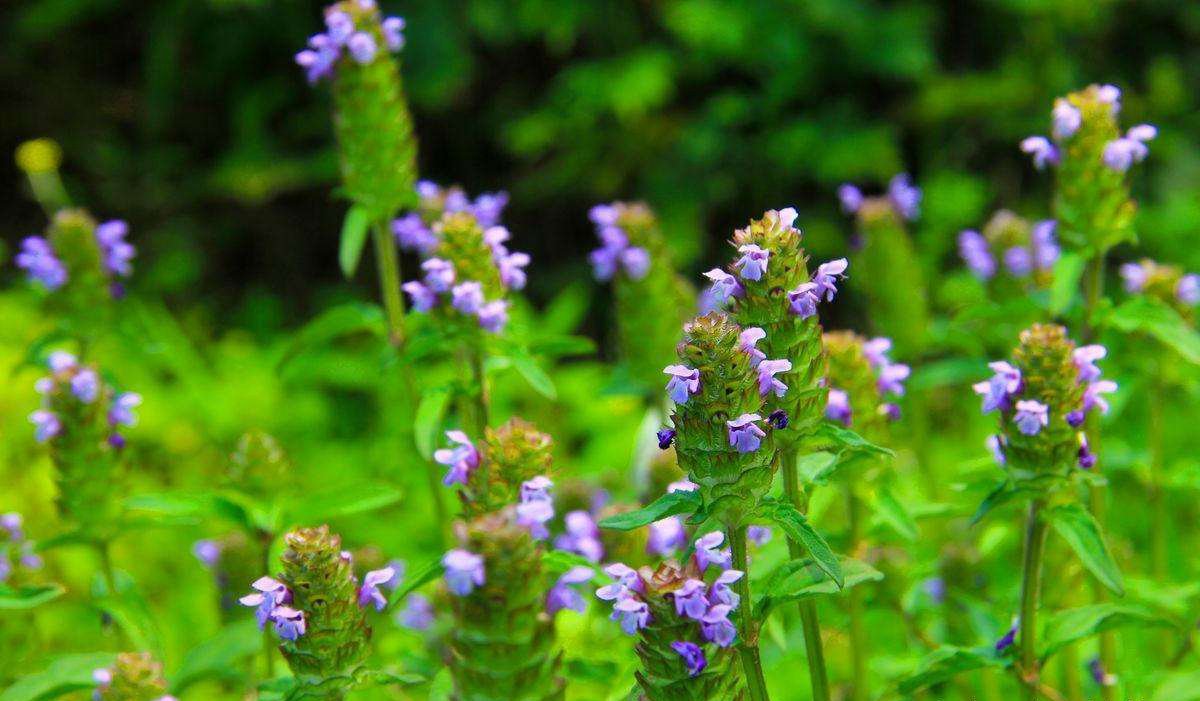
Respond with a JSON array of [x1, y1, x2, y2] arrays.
[[3, 0, 1198, 336]]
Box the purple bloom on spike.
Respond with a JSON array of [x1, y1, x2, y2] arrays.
[[358, 566, 396, 611], [451, 281, 485, 315], [612, 597, 651, 634], [239, 576, 291, 629], [995, 620, 1018, 652], [1013, 400, 1049, 435], [109, 392, 140, 426], [974, 361, 1021, 413], [477, 300, 509, 333], [778, 207, 799, 228], [703, 268, 744, 304], [986, 435, 1006, 465], [382, 16, 405, 51], [1082, 380, 1117, 415], [1052, 99, 1082, 140], [15, 237, 67, 290], [738, 327, 767, 366], [48, 351, 77, 373], [393, 214, 437, 253], [1177, 275, 1199, 305], [1031, 220, 1060, 270], [747, 526, 772, 546], [727, 414, 765, 453], [2, 513, 23, 541], [1078, 433, 1096, 469], [671, 641, 707, 678], [1073, 345, 1106, 383], [767, 409, 788, 430], [295, 35, 339, 84], [888, 173, 921, 221], [1021, 136, 1059, 170], [95, 220, 135, 277], [398, 593, 434, 630], [1096, 84, 1121, 110], [20, 542, 42, 570], [422, 258, 455, 292], [443, 549, 485, 596], [1066, 410, 1085, 427], [516, 498, 555, 540], [668, 479, 699, 493], [471, 192, 509, 228], [589, 244, 621, 281], [700, 604, 737, 647], [596, 562, 643, 601], [1102, 126, 1154, 172], [923, 577, 946, 604], [787, 282, 819, 318], [347, 32, 377, 64], [520, 476, 553, 503], [29, 410, 61, 442], [877, 363, 910, 396], [1120, 262, 1147, 292], [499, 252, 530, 290], [108, 433, 127, 450], [958, 230, 996, 280], [757, 359, 791, 397], [620, 247, 650, 280], [735, 245, 770, 281], [695, 532, 731, 573], [811, 259, 848, 301], [862, 337, 892, 369], [1089, 656, 1116, 686], [70, 369, 99, 403], [709, 569, 744, 609], [674, 579, 710, 620], [826, 389, 851, 426], [435, 430, 480, 485], [547, 566, 594, 614], [271, 605, 306, 640], [402, 281, 437, 312], [556, 511, 604, 562], [324, 10, 354, 44], [1003, 247, 1032, 277], [647, 517, 686, 557], [193, 540, 220, 568], [589, 204, 619, 227], [656, 428, 676, 450], [664, 365, 701, 405], [837, 184, 863, 214], [880, 402, 901, 421]]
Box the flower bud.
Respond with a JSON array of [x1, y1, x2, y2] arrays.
[[1120, 258, 1198, 318], [91, 652, 169, 701], [463, 418, 554, 516], [15, 209, 135, 309]]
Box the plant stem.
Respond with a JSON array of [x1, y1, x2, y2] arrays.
[[1058, 641, 1083, 701], [781, 447, 831, 701], [97, 540, 119, 597], [1018, 500, 1050, 701], [371, 220, 406, 347], [1148, 371, 1166, 579], [730, 526, 771, 701], [846, 485, 868, 701]]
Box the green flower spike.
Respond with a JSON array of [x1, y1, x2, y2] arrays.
[[446, 512, 564, 701], [93, 652, 169, 701], [823, 330, 890, 440], [1000, 324, 1085, 476], [463, 417, 555, 516], [982, 210, 1055, 288]]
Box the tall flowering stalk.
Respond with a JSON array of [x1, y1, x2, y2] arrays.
[[90, 652, 175, 701], [296, 0, 418, 344], [701, 207, 846, 701], [975, 324, 1117, 699], [589, 202, 694, 401], [838, 175, 929, 356], [958, 211, 1060, 289]]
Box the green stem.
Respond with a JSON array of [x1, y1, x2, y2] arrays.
[[845, 486, 868, 701], [1018, 500, 1050, 701], [97, 540, 118, 598], [730, 526, 771, 701], [1058, 641, 1083, 701], [371, 220, 406, 347], [1148, 372, 1166, 579], [781, 448, 830, 701]]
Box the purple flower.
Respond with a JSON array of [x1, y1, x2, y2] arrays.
[[402, 281, 437, 312], [48, 351, 77, 373], [520, 476, 553, 502], [422, 258, 456, 293], [499, 252, 531, 290], [923, 577, 946, 604], [700, 604, 737, 647], [1021, 136, 1059, 170], [20, 542, 42, 570], [709, 569, 744, 609], [15, 237, 67, 290], [193, 540, 220, 568], [1127, 124, 1158, 142], [1097, 84, 1122, 111], [382, 16, 405, 51], [516, 498, 555, 540], [656, 428, 676, 450], [647, 517, 687, 557], [667, 479, 699, 493], [1089, 657, 1116, 686], [324, 10, 354, 44], [2, 513, 24, 541], [1119, 262, 1147, 292], [837, 184, 863, 214], [1013, 400, 1049, 435], [29, 410, 61, 442], [811, 259, 848, 302], [958, 230, 996, 280], [483, 224, 511, 256], [108, 392, 141, 427], [358, 566, 396, 611], [703, 268, 744, 305], [93, 667, 113, 693], [671, 641, 707, 678], [726, 413, 765, 453], [887, 174, 921, 221], [757, 359, 792, 398], [589, 204, 619, 227], [974, 361, 1022, 413], [694, 532, 731, 573], [674, 579, 710, 619], [398, 593, 434, 630], [862, 337, 892, 369], [664, 365, 701, 405], [589, 243, 622, 281], [825, 389, 851, 426], [995, 619, 1018, 652], [295, 34, 339, 84], [347, 32, 377, 64], [443, 549, 486, 596], [596, 562, 643, 601], [271, 605, 307, 640], [556, 511, 604, 562], [880, 403, 901, 422], [738, 327, 767, 366], [1073, 345, 1107, 383], [1052, 99, 1082, 140], [239, 576, 291, 629], [876, 363, 910, 396], [986, 435, 1006, 466], [95, 220, 135, 277], [1031, 220, 1060, 270], [435, 430, 480, 486], [1102, 125, 1154, 172], [612, 596, 651, 634], [471, 192, 509, 228], [547, 565, 595, 614], [1003, 247, 1033, 277], [747, 526, 772, 547], [477, 300, 509, 333], [451, 281, 485, 315], [1082, 380, 1117, 415], [393, 214, 437, 253], [787, 282, 819, 318], [620, 247, 651, 280], [69, 369, 99, 404], [1176, 274, 1199, 305], [767, 409, 788, 429], [1078, 433, 1097, 469], [734, 244, 770, 281]]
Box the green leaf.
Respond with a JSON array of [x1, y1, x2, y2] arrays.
[[0, 583, 65, 610], [870, 486, 918, 541], [171, 620, 262, 693], [755, 557, 882, 618], [1047, 252, 1085, 315], [528, 334, 596, 359], [338, 205, 372, 278], [801, 421, 893, 458], [277, 302, 385, 371], [512, 353, 557, 400], [414, 386, 452, 459], [1152, 671, 1200, 701], [1046, 503, 1124, 596], [356, 669, 426, 687], [0, 652, 117, 701], [1040, 603, 1173, 657], [1106, 296, 1200, 364], [897, 646, 1006, 694], [93, 589, 162, 657], [385, 557, 442, 613], [541, 549, 600, 578], [597, 490, 702, 531], [794, 451, 838, 485], [757, 499, 843, 587], [286, 482, 403, 524]]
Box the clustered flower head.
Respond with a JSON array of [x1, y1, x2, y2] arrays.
[[295, 0, 406, 84], [838, 174, 921, 222], [823, 332, 909, 429], [1, 512, 44, 583], [1021, 84, 1155, 174], [958, 211, 1060, 283], [14, 215, 134, 296], [1120, 258, 1199, 312], [394, 180, 510, 254], [90, 653, 175, 701], [977, 324, 1108, 472], [28, 351, 140, 446], [588, 202, 652, 281]]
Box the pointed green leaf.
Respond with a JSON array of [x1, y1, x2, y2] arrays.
[[338, 205, 372, 278], [277, 302, 385, 371], [414, 386, 453, 459], [512, 353, 557, 399], [755, 556, 882, 618], [1047, 252, 1085, 315], [1040, 603, 1173, 657], [0, 583, 66, 610], [171, 620, 262, 693], [286, 482, 403, 524], [794, 451, 838, 485], [1152, 671, 1200, 701], [897, 646, 1006, 694], [802, 421, 894, 457], [385, 557, 442, 613], [1106, 296, 1200, 364], [1046, 503, 1124, 596], [757, 499, 842, 587], [597, 490, 702, 531], [0, 653, 117, 701], [870, 485, 918, 541]]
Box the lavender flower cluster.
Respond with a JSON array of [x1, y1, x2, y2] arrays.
[[29, 351, 140, 446], [825, 337, 910, 425], [958, 219, 1060, 281], [838, 174, 922, 222], [1, 512, 43, 583], [393, 180, 510, 254], [1120, 259, 1200, 307], [588, 203, 650, 281], [1020, 85, 1156, 173], [90, 665, 176, 701], [15, 220, 134, 294], [295, 0, 406, 84], [239, 560, 396, 641]]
